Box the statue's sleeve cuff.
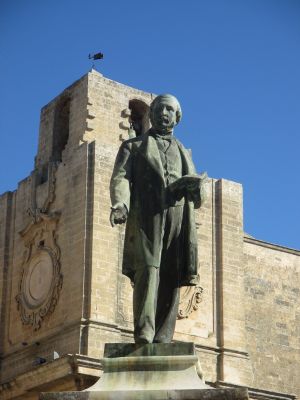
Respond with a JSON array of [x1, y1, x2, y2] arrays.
[[111, 203, 128, 213]]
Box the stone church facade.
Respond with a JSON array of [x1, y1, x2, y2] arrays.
[[0, 70, 299, 400]]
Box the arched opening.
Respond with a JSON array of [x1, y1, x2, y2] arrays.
[[128, 99, 150, 137], [51, 97, 70, 162]]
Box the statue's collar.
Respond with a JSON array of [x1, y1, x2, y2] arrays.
[[149, 128, 174, 141]]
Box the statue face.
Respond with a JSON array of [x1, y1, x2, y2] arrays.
[[150, 96, 179, 133]]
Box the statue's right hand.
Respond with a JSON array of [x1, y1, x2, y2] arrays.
[[110, 205, 128, 227]]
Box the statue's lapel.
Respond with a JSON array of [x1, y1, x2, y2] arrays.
[[140, 133, 165, 181], [176, 139, 195, 174]]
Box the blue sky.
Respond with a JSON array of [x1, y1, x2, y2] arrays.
[[0, 0, 299, 249]]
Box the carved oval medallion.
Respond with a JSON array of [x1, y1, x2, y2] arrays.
[[23, 250, 54, 308]]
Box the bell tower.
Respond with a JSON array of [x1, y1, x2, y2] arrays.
[[1, 70, 299, 400]]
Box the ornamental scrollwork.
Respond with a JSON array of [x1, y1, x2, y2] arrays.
[[177, 276, 203, 319]]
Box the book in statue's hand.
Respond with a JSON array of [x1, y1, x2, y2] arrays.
[[168, 173, 207, 198]]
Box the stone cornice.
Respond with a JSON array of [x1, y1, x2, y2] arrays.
[[1, 357, 295, 400], [0, 354, 99, 400], [215, 381, 297, 400], [244, 236, 300, 256]]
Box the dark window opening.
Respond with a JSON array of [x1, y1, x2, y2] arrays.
[[129, 100, 150, 137], [51, 97, 70, 162]]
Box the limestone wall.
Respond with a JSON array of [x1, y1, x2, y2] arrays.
[[244, 238, 300, 396]]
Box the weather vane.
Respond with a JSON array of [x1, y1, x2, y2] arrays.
[[88, 52, 104, 70]]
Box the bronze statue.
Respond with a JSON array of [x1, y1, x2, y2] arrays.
[[110, 94, 205, 343]]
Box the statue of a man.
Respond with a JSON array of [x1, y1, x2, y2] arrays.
[[110, 94, 204, 343]]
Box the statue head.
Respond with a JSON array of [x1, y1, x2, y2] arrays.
[[150, 94, 182, 134]]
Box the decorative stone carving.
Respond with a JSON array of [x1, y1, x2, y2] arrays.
[[16, 211, 63, 330], [119, 108, 136, 140], [16, 160, 62, 329], [177, 277, 203, 319], [28, 161, 58, 218]]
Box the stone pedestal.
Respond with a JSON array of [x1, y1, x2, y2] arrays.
[[40, 343, 249, 400]]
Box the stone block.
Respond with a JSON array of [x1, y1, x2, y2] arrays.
[[40, 343, 249, 400]]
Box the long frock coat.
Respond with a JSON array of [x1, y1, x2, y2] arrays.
[[110, 130, 201, 286]]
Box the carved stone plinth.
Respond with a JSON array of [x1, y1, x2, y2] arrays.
[[40, 343, 249, 400]]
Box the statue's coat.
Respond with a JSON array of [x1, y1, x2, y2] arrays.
[[110, 130, 199, 286]]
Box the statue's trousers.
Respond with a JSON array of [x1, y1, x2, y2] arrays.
[[133, 205, 184, 343]]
